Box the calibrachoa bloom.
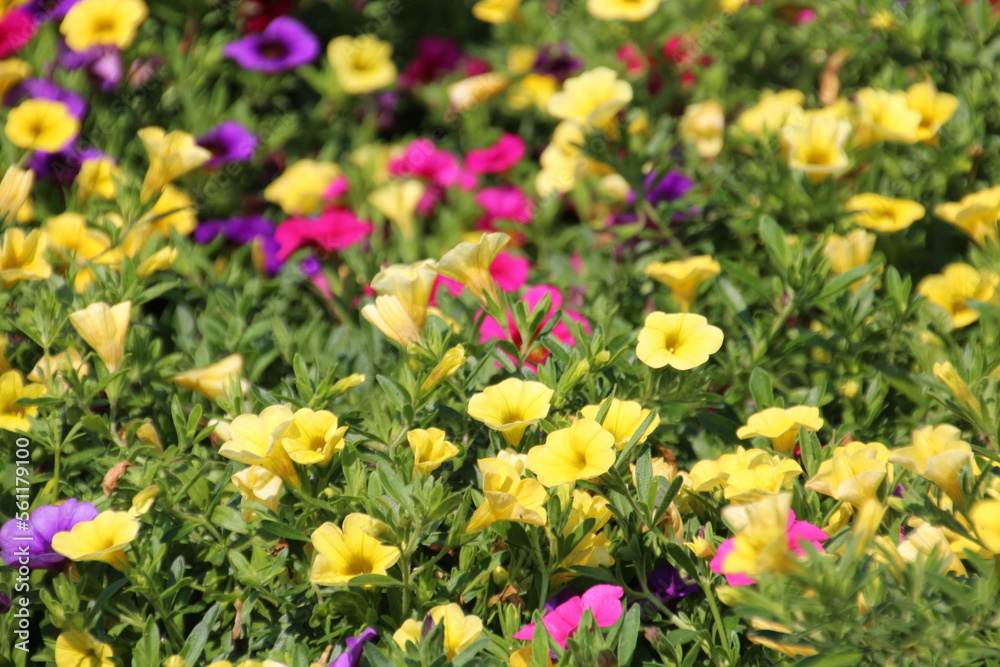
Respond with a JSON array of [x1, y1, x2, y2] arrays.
[[805, 441, 891, 507], [0, 164, 33, 219], [854, 87, 921, 145], [327, 34, 397, 95], [679, 100, 725, 158], [465, 133, 525, 174], [223, 16, 319, 73], [310, 514, 401, 586], [219, 404, 301, 489], [464, 454, 548, 532], [526, 418, 617, 487], [280, 408, 348, 466], [330, 627, 378, 667], [588, 0, 662, 21], [137, 126, 212, 201], [548, 66, 632, 132], [197, 121, 258, 167], [362, 295, 422, 348], [421, 345, 466, 392], [433, 232, 510, 304], [736, 405, 824, 456], [231, 465, 282, 521], [644, 255, 721, 312], [781, 115, 851, 181], [69, 301, 131, 373], [371, 260, 437, 328], [170, 354, 245, 401], [513, 584, 624, 649], [916, 262, 999, 328], [406, 427, 459, 475], [0, 228, 51, 285], [823, 229, 876, 288], [737, 88, 805, 138], [845, 194, 925, 233], [579, 398, 659, 449], [274, 208, 373, 261], [906, 82, 959, 143], [636, 312, 724, 370], [54, 630, 115, 667], [394, 604, 483, 660], [264, 159, 341, 216], [0, 498, 98, 568], [888, 424, 973, 505], [932, 185, 1000, 247], [688, 446, 789, 492], [60, 0, 147, 51], [5, 99, 79, 151], [467, 377, 553, 447], [970, 500, 1000, 554], [479, 285, 590, 368], [368, 179, 426, 239], [51, 509, 140, 570]]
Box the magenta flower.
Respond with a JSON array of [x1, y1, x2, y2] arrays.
[[0, 498, 99, 570], [197, 121, 258, 167], [222, 17, 319, 73], [465, 134, 526, 174], [514, 584, 624, 649], [275, 208, 372, 261], [398, 36, 463, 90], [389, 139, 477, 191], [0, 9, 36, 58], [59, 43, 122, 91], [710, 510, 827, 586], [475, 185, 534, 238]]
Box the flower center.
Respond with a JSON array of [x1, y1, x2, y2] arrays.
[[259, 39, 288, 59]]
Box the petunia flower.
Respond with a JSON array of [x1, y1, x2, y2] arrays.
[[888, 424, 973, 505], [406, 428, 459, 476], [434, 251, 529, 301], [310, 514, 401, 586], [59, 0, 146, 51], [137, 126, 211, 201], [736, 406, 824, 457], [169, 354, 245, 402], [219, 404, 301, 489], [370, 260, 437, 328], [932, 185, 1000, 247], [231, 466, 282, 521], [678, 100, 725, 159], [327, 34, 397, 95], [970, 500, 1000, 554], [330, 627, 378, 667], [368, 179, 426, 240], [0, 498, 98, 569], [579, 398, 659, 450], [780, 115, 851, 182], [644, 255, 720, 312], [0, 9, 36, 58], [646, 564, 699, 606], [197, 121, 258, 167], [5, 99, 79, 152], [193, 215, 274, 245], [274, 208, 372, 261], [68, 301, 131, 373], [6, 78, 87, 119], [636, 312, 724, 370], [54, 630, 114, 667], [420, 345, 466, 392], [398, 35, 463, 90], [433, 232, 510, 304], [465, 134, 526, 174], [805, 441, 891, 508], [464, 455, 548, 533], [57, 42, 123, 91], [547, 66, 632, 132], [588, 0, 662, 21], [361, 295, 422, 348], [513, 584, 624, 649], [0, 228, 51, 284], [51, 509, 140, 570], [823, 230, 876, 290], [394, 604, 483, 660], [916, 263, 999, 328], [854, 88, 921, 146], [222, 16, 319, 73], [467, 378, 553, 447], [471, 0, 521, 23], [526, 418, 617, 487], [845, 194, 925, 233], [905, 82, 958, 144], [281, 408, 347, 466], [264, 159, 341, 216]]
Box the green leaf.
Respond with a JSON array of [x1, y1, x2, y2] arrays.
[[376, 374, 409, 411], [259, 519, 309, 542], [815, 263, 879, 301], [793, 652, 865, 666], [133, 616, 161, 666], [617, 604, 641, 665], [179, 603, 220, 663], [345, 574, 403, 587], [758, 216, 788, 276], [749, 367, 773, 408]]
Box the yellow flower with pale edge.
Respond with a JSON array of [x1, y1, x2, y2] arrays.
[[362, 295, 423, 348], [332, 373, 366, 394], [467, 378, 553, 447], [407, 427, 459, 475], [644, 255, 721, 312], [264, 159, 341, 216], [781, 116, 851, 182], [394, 604, 484, 660], [526, 418, 616, 487], [805, 441, 890, 507], [69, 301, 131, 373], [371, 259, 436, 328], [137, 246, 177, 277], [845, 194, 924, 233], [679, 100, 725, 159], [0, 371, 46, 432], [0, 228, 51, 285], [433, 232, 510, 304], [588, 0, 662, 21], [280, 408, 348, 466], [310, 514, 401, 586], [0, 59, 30, 100], [854, 88, 921, 146], [721, 493, 797, 578], [556, 531, 614, 584], [823, 229, 876, 290], [0, 164, 33, 219], [55, 630, 114, 667], [906, 82, 958, 144], [510, 647, 552, 667], [970, 500, 1000, 554], [888, 424, 972, 505], [472, 0, 521, 23], [548, 67, 633, 132], [421, 345, 466, 392], [737, 406, 823, 456], [51, 510, 139, 570], [723, 458, 804, 503], [580, 398, 659, 450], [916, 262, 999, 329], [170, 354, 244, 402], [636, 312, 724, 371], [736, 89, 805, 138], [933, 361, 981, 416], [219, 405, 301, 489], [447, 72, 510, 112], [327, 35, 398, 95], [5, 99, 79, 152], [465, 456, 548, 532], [896, 522, 967, 575], [137, 127, 211, 201], [368, 179, 426, 240], [932, 185, 1000, 247], [231, 465, 283, 520], [60, 0, 148, 51]]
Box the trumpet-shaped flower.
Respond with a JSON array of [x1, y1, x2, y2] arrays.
[[712, 505, 826, 585], [736, 405, 824, 456], [137, 246, 178, 277], [895, 522, 967, 575], [932, 361, 981, 416], [932, 186, 1000, 247], [644, 255, 721, 311], [535, 120, 613, 197], [231, 466, 283, 521], [361, 295, 423, 348], [467, 378, 553, 447], [328, 34, 398, 94], [471, 0, 521, 24], [371, 259, 436, 328], [223, 17, 319, 73], [465, 456, 548, 532], [45, 212, 112, 262], [137, 127, 211, 201], [854, 88, 921, 145], [678, 100, 725, 158], [421, 345, 466, 392], [0, 370, 46, 432], [781, 116, 851, 182], [805, 441, 891, 507], [723, 459, 805, 503], [845, 194, 925, 233], [736, 89, 805, 137], [970, 500, 1000, 554], [69, 301, 131, 373], [310, 514, 401, 586], [55, 630, 115, 667], [588, 0, 662, 21], [905, 82, 959, 144], [717, 494, 798, 580], [406, 427, 459, 475], [51, 510, 139, 570], [916, 262, 999, 329], [888, 424, 972, 504], [219, 405, 301, 489], [513, 584, 624, 649], [822, 229, 876, 290], [526, 418, 616, 487], [76, 155, 119, 203], [0, 228, 51, 285], [432, 232, 510, 304], [547, 67, 632, 131], [688, 446, 786, 492], [264, 159, 341, 216], [60, 0, 147, 51], [579, 398, 659, 449], [0, 164, 33, 219], [170, 354, 245, 402], [368, 179, 426, 240], [395, 604, 483, 660], [636, 312, 724, 370], [5, 99, 78, 152], [280, 408, 348, 466], [465, 134, 525, 174]]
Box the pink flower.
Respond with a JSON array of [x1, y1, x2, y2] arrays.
[[274, 208, 372, 260], [475, 186, 534, 239], [0, 9, 35, 58], [323, 175, 350, 202], [514, 585, 624, 649], [710, 511, 827, 586], [432, 251, 529, 302], [465, 134, 526, 174], [479, 285, 589, 368], [795, 9, 817, 23], [389, 139, 477, 190]]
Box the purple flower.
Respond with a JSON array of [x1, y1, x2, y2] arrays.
[[58, 44, 122, 91], [25, 0, 80, 21], [197, 121, 258, 167], [643, 170, 694, 206], [544, 588, 578, 613], [299, 255, 323, 277], [329, 627, 378, 667], [0, 498, 99, 570], [222, 17, 319, 73], [533, 43, 583, 82], [0, 592, 10, 614], [647, 564, 699, 605], [193, 215, 274, 245], [28, 145, 104, 184], [6, 78, 87, 119]]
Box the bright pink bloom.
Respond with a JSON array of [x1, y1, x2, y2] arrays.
[[323, 175, 350, 202], [476, 185, 533, 224], [616, 44, 649, 75], [479, 285, 590, 368], [710, 511, 827, 586], [795, 9, 817, 23], [389, 139, 477, 191], [513, 585, 624, 649], [274, 208, 372, 260], [0, 9, 35, 58], [465, 134, 525, 174]]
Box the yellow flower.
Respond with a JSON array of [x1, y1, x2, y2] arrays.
[[327, 35, 397, 95], [51, 510, 140, 570], [465, 456, 547, 532], [137, 246, 177, 277], [0, 164, 33, 219], [395, 605, 483, 661], [781, 115, 851, 182], [467, 378, 553, 447], [635, 312, 724, 370], [332, 373, 366, 394], [547, 67, 633, 132], [555, 530, 614, 584], [507, 45, 537, 73], [687, 536, 716, 558], [970, 499, 1000, 554], [688, 446, 779, 491], [472, 0, 521, 23], [888, 424, 972, 505], [868, 9, 896, 30], [535, 121, 611, 197], [432, 232, 510, 304], [263, 159, 341, 216], [0, 58, 30, 100], [932, 361, 981, 416], [60, 0, 148, 51], [135, 421, 161, 453], [736, 406, 824, 456], [27, 348, 89, 384], [736, 89, 806, 138], [163, 657, 186, 667], [46, 213, 114, 269], [508, 73, 558, 111], [679, 100, 725, 159], [905, 82, 959, 144], [368, 179, 425, 240], [509, 647, 552, 667], [746, 618, 818, 658], [361, 295, 423, 348], [587, 0, 662, 21], [310, 514, 401, 586], [896, 522, 967, 575], [0, 370, 46, 432], [723, 458, 804, 503], [76, 156, 119, 203], [822, 229, 876, 289], [720, 493, 797, 578], [526, 418, 616, 487], [170, 354, 244, 402], [407, 427, 459, 475], [579, 398, 659, 450], [0, 228, 51, 285], [421, 345, 466, 392], [231, 465, 283, 521], [392, 619, 422, 651], [55, 630, 115, 667], [916, 262, 999, 329], [371, 259, 436, 328], [932, 185, 1000, 247], [137, 127, 211, 201], [643, 255, 721, 311], [845, 194, 924, 233], [219, 405, 301, 489], [447, 72, 510, 112], [69, 301, 131, 373], [854, 88, 921, 145], [280, 408, 348, 466], [5, 99, 79, 152], [129, 485, 160, 517], [805, 441, 890, 507]]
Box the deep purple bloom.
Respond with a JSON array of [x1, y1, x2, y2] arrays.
[[533, 43, 583, 82], [222, 17, 319, 73], [644, 170, 694, 206], [647, 564, 699, 605], [329, 627, 377, 667], [25, 0, 81, 21], [6, 78, 87, 119], [398, 36, 463, 90], [193, 215, 274, 245], [543, 588, 578, 613], [299, 255, 323, 277], [28, 145, 104, 184], [197, 121, 258, 167], [58, 44, 122, 91], [0, 498, 99, 570]]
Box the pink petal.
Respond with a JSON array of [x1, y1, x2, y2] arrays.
[[580, 585, 625, 627]]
